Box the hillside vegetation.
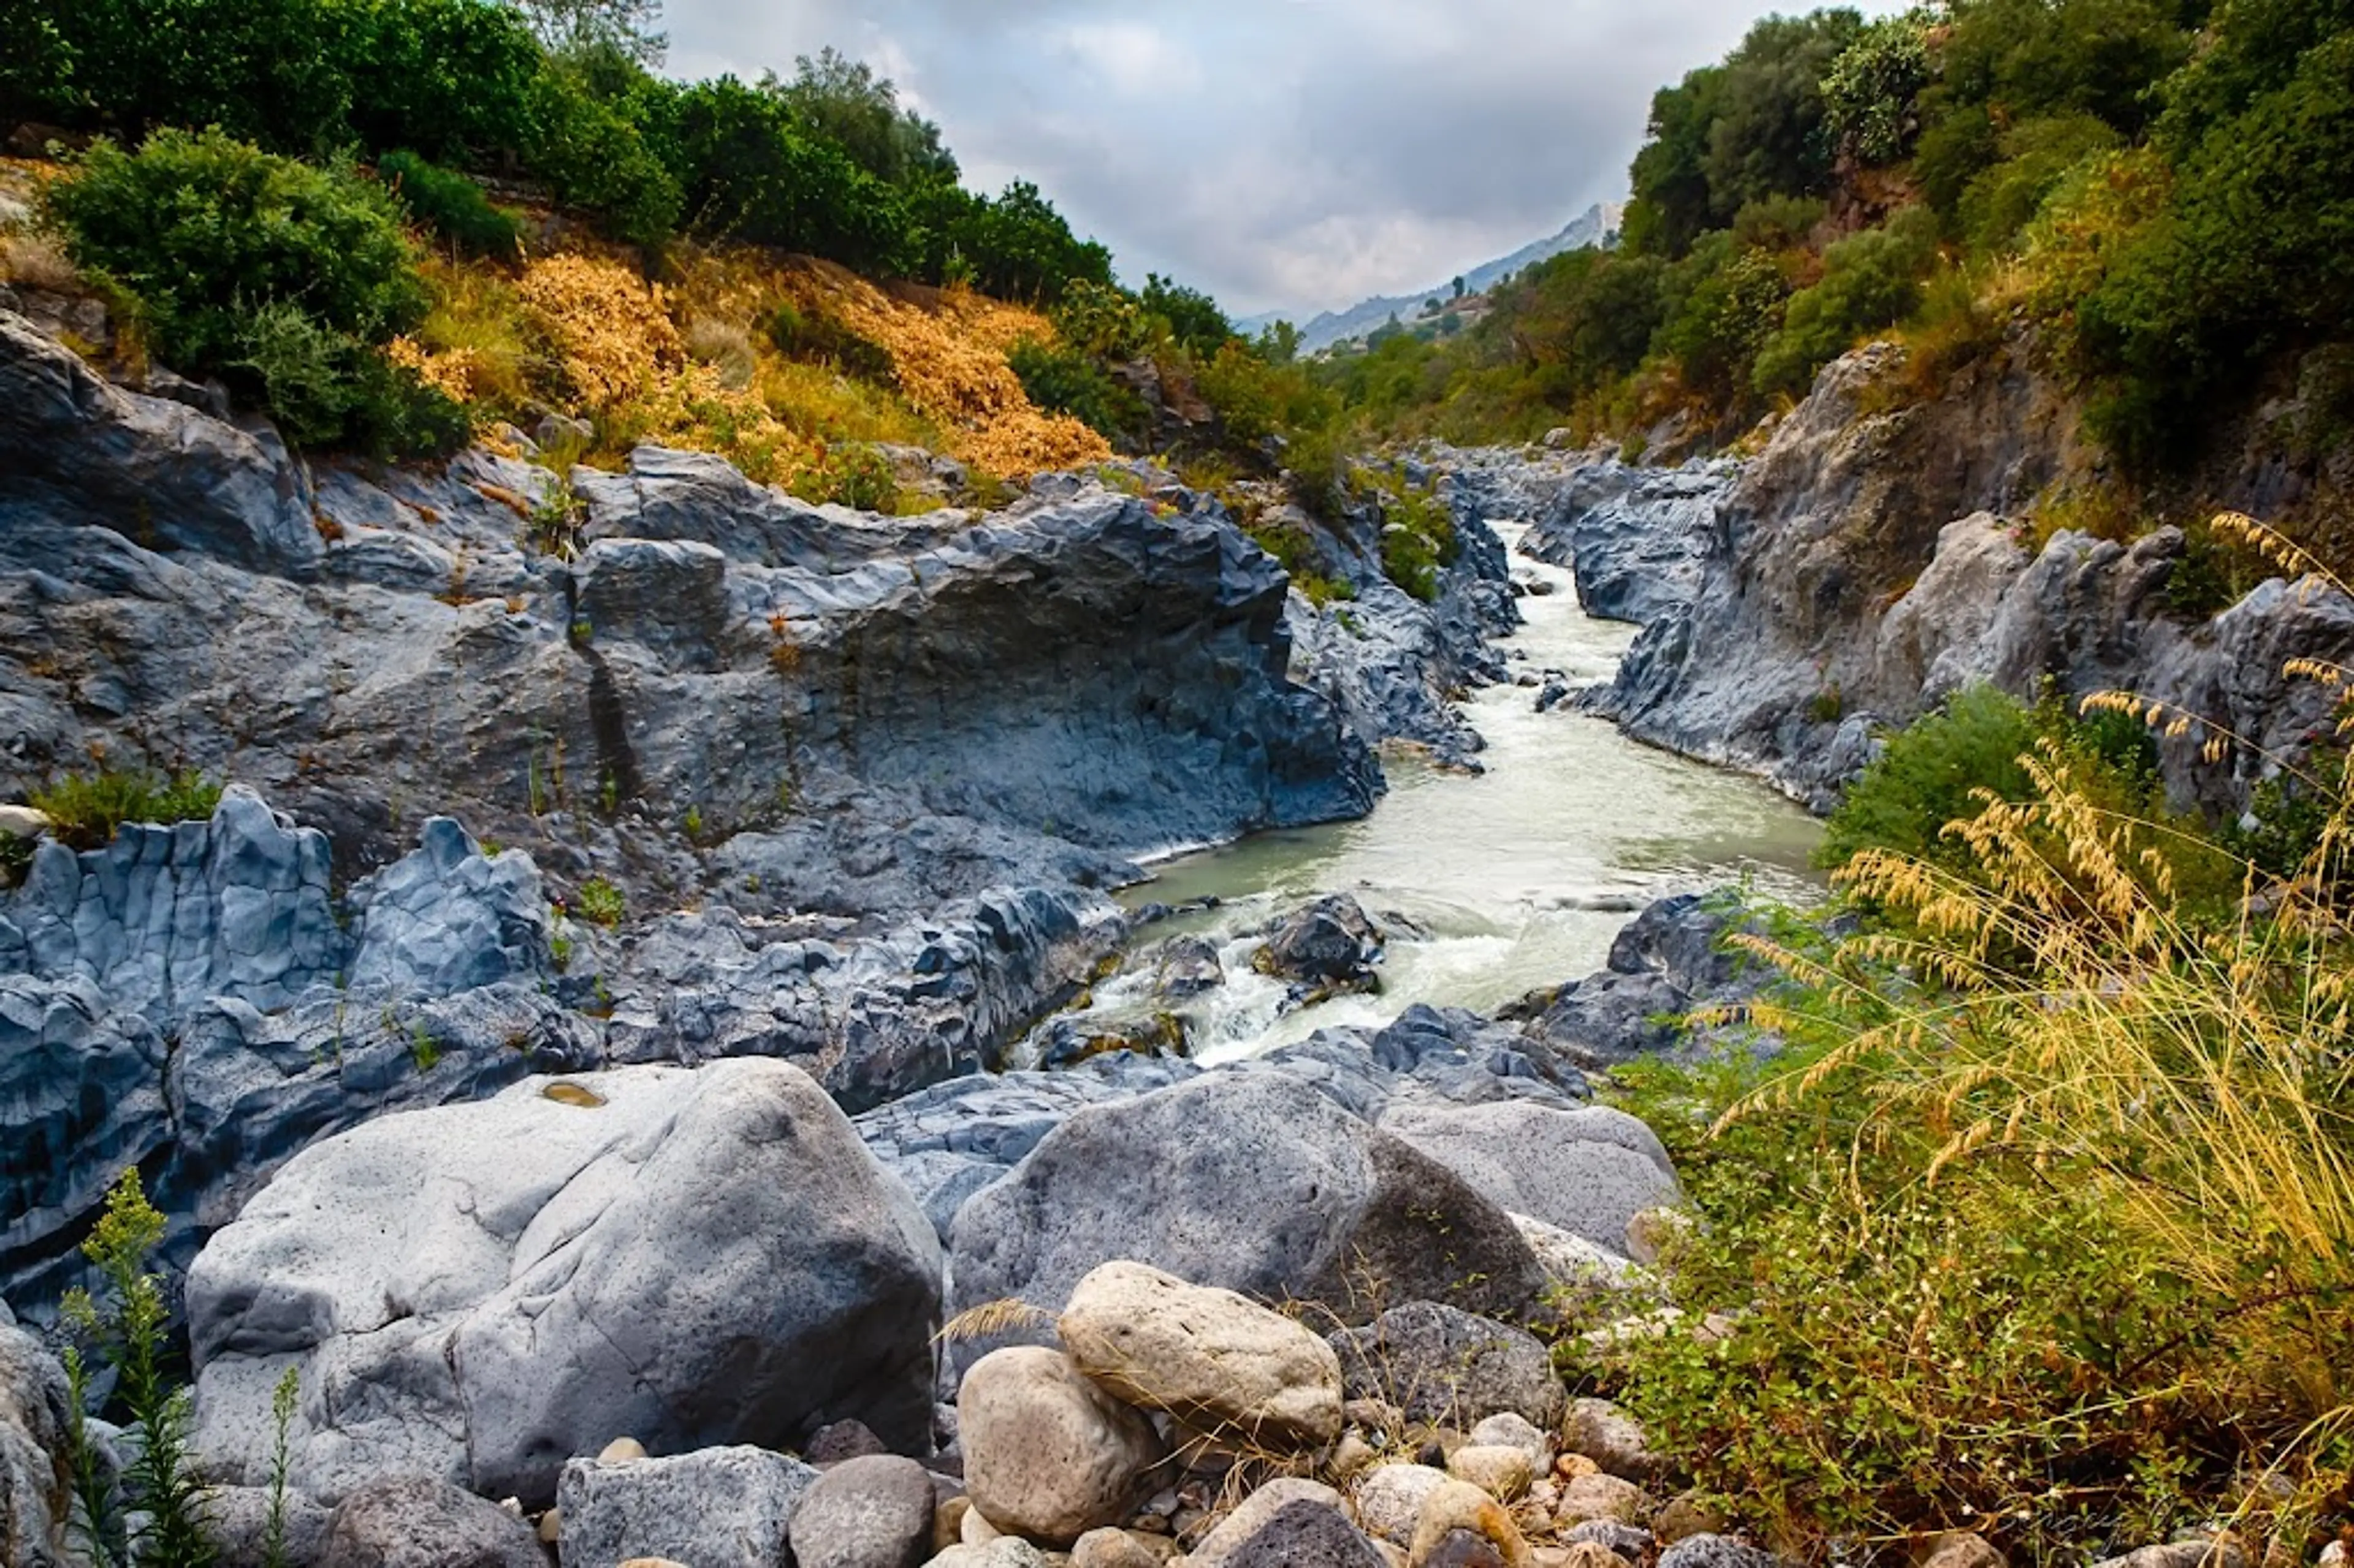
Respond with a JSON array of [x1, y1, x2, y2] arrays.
[[0, 0, 1320, 504], [1303, 0, 2354, 497]]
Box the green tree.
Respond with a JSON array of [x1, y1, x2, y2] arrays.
[[1142, 273, 1236, 357], [1700, 9, 1865, 219], [771, 47, 957, 188], [507, 0, 665, 66], [1821, 10, 1936, 163]]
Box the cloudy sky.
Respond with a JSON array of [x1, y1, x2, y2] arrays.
[[662, 1, 1880, 319]]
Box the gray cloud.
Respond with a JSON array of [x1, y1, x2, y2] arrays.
[[661, 0, 1895, 318]]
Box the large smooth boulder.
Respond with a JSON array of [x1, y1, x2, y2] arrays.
[[1329, 1303, 1564, 1431], [0, 1309, 70, 1568], [190, 1059, 943, 1507], [949, 1074, 1547, 1333], [957, 1347, 1166, 1546], [558, 1445, 818, 1568], [318, 1477, 544, 1568], [1376, 1102, 1680, 1256], [1058, 1262, 1343, 1448]]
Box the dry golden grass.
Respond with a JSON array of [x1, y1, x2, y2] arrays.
[[782, 258, 1110, 476], [0, 230, 78, 292], [392, 256, 536, 409], [1724, 513, 2354, 1495], [517, 253, 682, 413], [378, 240, 1107, 492]]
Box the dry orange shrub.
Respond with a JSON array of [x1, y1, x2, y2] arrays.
[[392, 244, 1107, 487], [781, 261, 1110, 476], [516, 253, 683, 411], [384, 335, 477, 402]]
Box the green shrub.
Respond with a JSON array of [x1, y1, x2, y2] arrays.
[[50, 130, 427, 365], [1593, 1030, 2263, 1561], [1243, 519, 1354, 606], [29, 770, 223, 851], [377, 150, 522, 258], [1366, 474, 1460, 603], [233, 302, 471, 454], [1651, 235, 1789, 400], [1750, 207, 1938, 397], [765, 299, 896, 384], [47, 130, 465, 452], [791, 444, 900, 513], [1007, 338, 1144, 440], [575, 875, 625, 928], [1816, 685, 2078, 872], [1955, 113, 2122, 255]]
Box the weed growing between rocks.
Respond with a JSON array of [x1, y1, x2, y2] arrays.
[[29, 769, 223, 850], [574, 875, 625, 929], [262, 1368, 298, 1568], [64, 1168, 215, 1568]]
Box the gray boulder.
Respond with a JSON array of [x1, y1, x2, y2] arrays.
[[1252, 894, 1384, 989], [0, 1311, 70, 1568], [947, 1073, 1549, 1337], [190, 1059, 942, 1508], [1376, 1100, 1681, 1256], [1522, 893, 1767, 1067], [0, 797, 587, 1314], [1658, 1535, 1794, 1568], [208, 1483, 335, 1568], [1328, 1302, 1564, 1430], [788, 1453, 937, 1568], [557, 1445, 818, 1568], [317, 1476, 544, 1568], [1187, 1481, 1382, 1568], [1525, 458, 1729, 626], [0, 310, 324, 573]]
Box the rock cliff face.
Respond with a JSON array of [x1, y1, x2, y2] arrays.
[[0, 308, 1393, 1317], [0, 311, 1376, 912], [1552, 344, 2354, 811]]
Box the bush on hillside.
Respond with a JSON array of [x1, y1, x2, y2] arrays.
[[48, 129, 426, 364], [1007, 339, 1143, 441], [378, 149, 522, 258], [1651, 234, 1790, 400], [1751, 206, 1938, 396], [47, 129, 467, 453], [1816, 683, 2170, 876], [1954, 112, 2121, 255]]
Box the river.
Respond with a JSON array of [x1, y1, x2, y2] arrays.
[[1038, 525, 1823, 1066]]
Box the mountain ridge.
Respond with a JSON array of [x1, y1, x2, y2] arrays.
[[1241, 201, 1623, 352]]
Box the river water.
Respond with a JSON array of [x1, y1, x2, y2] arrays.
[[1054, 527, 1823, 1066]]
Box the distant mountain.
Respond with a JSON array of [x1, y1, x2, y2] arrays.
[[1241, 202, 1623, 354]]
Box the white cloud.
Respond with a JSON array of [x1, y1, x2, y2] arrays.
[[659, 0, 1912, 317], [1054, 20, 1202, 94]]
